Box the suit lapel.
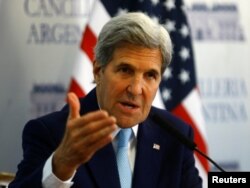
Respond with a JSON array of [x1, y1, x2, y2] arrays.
[[133, 119, 164, 188], [79, 89, 120, 188], [87, 143, 120, 188]]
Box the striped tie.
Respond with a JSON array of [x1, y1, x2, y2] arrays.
[[116, 128, 132, 188]]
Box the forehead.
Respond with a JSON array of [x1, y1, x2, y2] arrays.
[[110, 43, 162, 71]]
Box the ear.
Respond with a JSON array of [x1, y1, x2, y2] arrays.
[[93, 60, 102, 83]]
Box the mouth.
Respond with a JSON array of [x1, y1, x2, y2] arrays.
[[120, 101, 140, 112], [120, 101, 139, 109]]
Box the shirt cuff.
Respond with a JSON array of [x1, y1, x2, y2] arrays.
[[42, 153, 75, 188]]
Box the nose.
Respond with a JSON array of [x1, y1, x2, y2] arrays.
[[127, 76, 143, 96]]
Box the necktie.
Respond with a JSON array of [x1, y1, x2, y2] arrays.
[[116, 128, 132, 188]]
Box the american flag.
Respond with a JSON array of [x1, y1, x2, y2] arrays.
[[68, 0, 209, 186]]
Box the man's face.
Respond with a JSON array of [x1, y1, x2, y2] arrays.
[[94, 43, 162, 128]]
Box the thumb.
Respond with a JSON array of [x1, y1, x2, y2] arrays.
[[67, 92, 80, 120]]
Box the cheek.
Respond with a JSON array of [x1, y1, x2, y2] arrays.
[[101, 79, 124, 100], [144, 94, 156, 110], [146, 84, 159, 100]]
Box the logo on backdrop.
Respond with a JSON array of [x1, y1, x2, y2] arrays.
[[30, 83, 66, 118], [186, 3, 245, 41], [199, 77, 248, 124], [23, 0, 90, 45], [199, 77, 248, 171]]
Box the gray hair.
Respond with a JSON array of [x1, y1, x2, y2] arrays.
[[94, 12, 173, 73]]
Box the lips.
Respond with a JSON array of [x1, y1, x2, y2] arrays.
[[121, 101, 139, 109], [118, 100, 140, 113]]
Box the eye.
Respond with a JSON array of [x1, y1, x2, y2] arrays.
[[146, 71, 158, 80], [117, 66, 133, 75], [119, 67, 129, 73]]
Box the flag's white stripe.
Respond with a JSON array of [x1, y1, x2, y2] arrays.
[[153, 89, 166, 110], [89, 0, 111, 36], [183, 89, 207, 140], [153, 88, 207, 141], [195, 155, 208, 188], [72, 52, 95, 93]]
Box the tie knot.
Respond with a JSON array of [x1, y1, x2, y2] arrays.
[[117, 128, 132, 148]]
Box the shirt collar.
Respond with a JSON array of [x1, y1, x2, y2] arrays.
[[112, 125, 139, 139]]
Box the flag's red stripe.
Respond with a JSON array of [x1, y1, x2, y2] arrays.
[[80, 25, 97, 62], [172, 104, 209, 172], [68, 78, 86, 98], [68, 25, 96, 98]]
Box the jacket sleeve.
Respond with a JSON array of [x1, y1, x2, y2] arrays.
[[9, 119, 58, 188]]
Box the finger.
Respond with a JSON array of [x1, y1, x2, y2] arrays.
[[84, 121, 117, 145], [80, 116, 117, 136], [84, 132, 115, 159], [67, 92, 80, 120], [72, 110, 110, 129], [72, 115, 117, 142]]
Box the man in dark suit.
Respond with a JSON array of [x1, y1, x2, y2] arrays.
[[9, 12, 202, 188]]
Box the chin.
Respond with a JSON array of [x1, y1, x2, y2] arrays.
[[117, 118, 143, 128]]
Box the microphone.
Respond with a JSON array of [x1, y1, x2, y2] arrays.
[[151, 113, 226, 172]]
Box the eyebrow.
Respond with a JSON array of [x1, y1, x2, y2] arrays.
[[116, 62, 160, 76]]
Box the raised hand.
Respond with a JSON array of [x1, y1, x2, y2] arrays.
[[52, 92, 117, 180]]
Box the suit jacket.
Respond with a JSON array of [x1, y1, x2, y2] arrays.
[[9, 89, 202, 188]]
